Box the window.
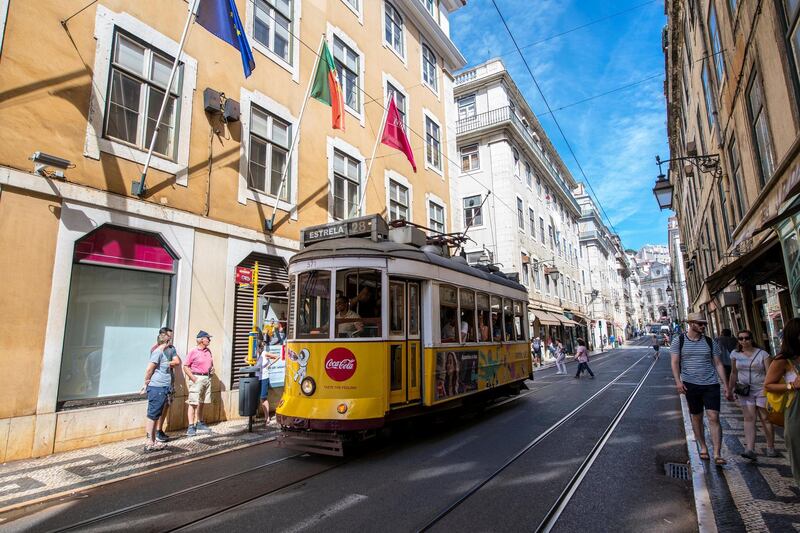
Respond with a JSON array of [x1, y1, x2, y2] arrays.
[[786, 0, 800, 82], [490, 296, 503, 341], [684, 19, 693, 65], [386, 82, 407, 126], [718, 178, 731, 244], [536, 175, 542, 197], [746, 70, 775, 187], [333, 36, 360, 113], [335, 268, 381, 338], [389, 179, 409, 220], [429, 201, 445, 233], [104, 32, 180, 159], [333, 150, 360, 220], [254, 0, 292, 64], [529, 208, 536, 238], [709, 3, 725, 84], [548, 225, 555, 250], [420, 0, 437, 18], [458, 94, 476, 119], [522, 254, 530, 286], [701, 61, 716, 132], [512, 147, 520, 176], [460, 289, 476, 343], [461, 144, 479, 171], [728, 135, 747, 220], [384, 2, 404, 56], [517, 197, 524, 229], [58, 226, 175, 403], [344, 0, 359, 9], [440, 285, 458, 343], [296, 270, 331, 339], [248, 106, 291, 200], [539, 217, 545, 244], [525, 162, 532, 186], [477, 294, 490, 341], [422, 44, 438, 91], [464, 195, 483, 226], [425, 116, 441, 170], [534, 264, 542, 290]]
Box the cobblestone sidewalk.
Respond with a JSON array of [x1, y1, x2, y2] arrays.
[[0, 418, 277, 512], [691, 397, 800, 532]]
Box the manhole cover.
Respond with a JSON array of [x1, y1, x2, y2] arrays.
[[664, 462, 690, 480]]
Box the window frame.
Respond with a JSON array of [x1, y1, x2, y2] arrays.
[[328, 27, 366, 124], [330, 145, 363, 221], [383, 1, 406, 61], [428, 197, 446, 234], [745, 68, 775, 188], [708, 2, 726, 88], [516, 196, 525, 231], [463, 194, 484, 228], [460, 144, 480, 171], [386, 171, 412, 222], [248, 0, 298, 78], [384, 74, 409, 129], [421, 42, 439, 94], [458, 94, 476, 119], [423, 110, 443, 174]]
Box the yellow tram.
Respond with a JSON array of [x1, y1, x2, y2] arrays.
[[276, 215, 532, 454]]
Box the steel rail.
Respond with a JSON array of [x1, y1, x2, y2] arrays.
[[417, 352, 651, 532]]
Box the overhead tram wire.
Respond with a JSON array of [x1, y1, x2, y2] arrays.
[[535, 73, 662, 117], [490, 0, 621, 237], [207, 0, 572, 229]]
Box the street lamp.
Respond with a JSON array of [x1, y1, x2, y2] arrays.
[[651, 154, 722, 211], [532, 257, 560, 281], [653, 172, 673, 210], [666, 285, 673, 298]]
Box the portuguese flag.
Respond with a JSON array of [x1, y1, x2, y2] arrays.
[[310, 41, 345, 130]]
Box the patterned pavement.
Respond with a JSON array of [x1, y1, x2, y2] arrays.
[[694, 397, 800, 532], [0, 418, 277, 512]]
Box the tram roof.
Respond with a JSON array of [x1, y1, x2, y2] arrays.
[[291, 238, 527, 293]]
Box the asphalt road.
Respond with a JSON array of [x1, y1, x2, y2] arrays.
[[3, 340, 696, 532]]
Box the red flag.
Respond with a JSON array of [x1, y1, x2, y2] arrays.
[[381, 98, 417, 172]]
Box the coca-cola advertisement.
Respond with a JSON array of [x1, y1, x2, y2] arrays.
[[325, 347, 357, 381]]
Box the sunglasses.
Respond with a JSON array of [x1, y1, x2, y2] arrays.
[[738, 336, 752, 341]]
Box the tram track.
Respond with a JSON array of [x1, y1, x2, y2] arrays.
[[417, 350, 657, 532]]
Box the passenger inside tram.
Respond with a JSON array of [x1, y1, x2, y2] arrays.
[[335, 296, 363, 338], [478, 311, 490, 342], [441, 310, 458, 343]]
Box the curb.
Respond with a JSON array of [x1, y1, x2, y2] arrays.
[[679, 394, 718, 533], [0, 434, 277, 515]]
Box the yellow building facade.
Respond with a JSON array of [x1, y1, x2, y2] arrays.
[[0, 0, 465, 459]]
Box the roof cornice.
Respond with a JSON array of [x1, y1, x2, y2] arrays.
[[397, 0, 467, 69]]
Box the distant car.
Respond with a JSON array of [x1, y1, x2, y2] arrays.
[[660, 325, 671, 335]]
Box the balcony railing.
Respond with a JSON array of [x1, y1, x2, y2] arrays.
[[457, 107, 579, 210]]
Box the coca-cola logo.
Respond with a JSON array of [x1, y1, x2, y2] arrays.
[[325, 347, 357, 381]]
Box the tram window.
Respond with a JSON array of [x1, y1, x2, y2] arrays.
[[477, 293, 490, 342], [459, 289, 476, 343], [296, 270, 331, 339], [514, 301, 524, 340], [335, 268, 381, 337], [440, 285, 458, 343], [490, 295, 502, 341], [503, 298, 515, 341], [389, 281, 405, 336], [408, 283, 420, 336]]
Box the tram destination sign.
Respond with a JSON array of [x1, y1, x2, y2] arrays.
[[301, 214, 388, 247]]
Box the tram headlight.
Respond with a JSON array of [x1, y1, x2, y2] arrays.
[[337, 403, 348, 414], [301, 377, 316, 396]]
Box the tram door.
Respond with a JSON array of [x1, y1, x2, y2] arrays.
[[388, 280, 421, 405]]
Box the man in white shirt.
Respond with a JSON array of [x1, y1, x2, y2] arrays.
[[336, 296, 363, 337]]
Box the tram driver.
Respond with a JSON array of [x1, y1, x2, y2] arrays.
[[335, 296, 364, 338]]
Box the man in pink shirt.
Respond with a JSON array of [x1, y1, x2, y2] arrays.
[[183, 330, 215, 436]]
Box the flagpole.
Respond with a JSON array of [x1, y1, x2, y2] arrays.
[[133, 0, 200, 197], [357, 94, 391, 215], [267, 34, 326, 232]]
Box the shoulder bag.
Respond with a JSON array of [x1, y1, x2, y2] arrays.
[[734, 352, 754, 396], [766, 358, 800, 427]]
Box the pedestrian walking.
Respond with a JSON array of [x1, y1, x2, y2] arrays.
[[256, 341, 280, 426], [531, 337, 542, 367], [554, 339, 567, 375], [142, 329, 180, 452], [184, 330, 215, 436], [670, 312, 732, 465], [726, 329, 776, 461], [715, 328, 737, 381], [270, 321, 286, 345], [652, 334, 661, 358], [152, 327, 180, 443], [765, 318, 800, 486], [574, 338, 594, 378]]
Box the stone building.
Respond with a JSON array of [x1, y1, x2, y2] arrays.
[[451, 58, 589, 351], [0, 0, 466, 459], [636, 245, 672, 325]]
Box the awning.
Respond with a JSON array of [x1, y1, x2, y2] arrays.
[[560, 317, 579, 327], [533, 310, 562, 326], [703, 231, 779, 296]]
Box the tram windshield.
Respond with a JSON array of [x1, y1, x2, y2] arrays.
[[336, 268, 381, 338], [296, 271, 331, 339]]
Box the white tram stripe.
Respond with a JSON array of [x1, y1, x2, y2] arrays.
[[284, 494, 368, 533]]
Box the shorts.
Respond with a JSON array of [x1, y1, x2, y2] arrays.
[[187, 375, 212, 405], [739, 394, 767, 409], [146, 386, 170, 420], [685, 382, 721, 415], [260, 378, 270, 400]]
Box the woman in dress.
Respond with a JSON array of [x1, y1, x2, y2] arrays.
[[726, 329, 776, 460], [554, 339, 567, 375], [765, 318, 800, 485]]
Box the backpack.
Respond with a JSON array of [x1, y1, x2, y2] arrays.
[[677, 334, 713, 357]]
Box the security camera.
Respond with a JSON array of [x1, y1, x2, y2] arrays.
[[31, 152, 72, 177]]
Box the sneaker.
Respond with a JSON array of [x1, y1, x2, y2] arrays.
[[766, 448, 779, 457], [196, 422, 212, 433], [740, 449, 757, 461], [186, 425, 197, 436], [155, 430, 170, 443]]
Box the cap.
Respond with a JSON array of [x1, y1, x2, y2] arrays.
[[196, 330, 212, 339], [686, 312, 708, 324]]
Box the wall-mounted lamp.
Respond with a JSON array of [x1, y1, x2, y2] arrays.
[[30, 151, 72, 178]]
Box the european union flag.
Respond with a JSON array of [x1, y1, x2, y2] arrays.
[[196, 0, 255, 78]]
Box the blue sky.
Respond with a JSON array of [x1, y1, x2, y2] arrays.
[[450, 0, 671, 250]]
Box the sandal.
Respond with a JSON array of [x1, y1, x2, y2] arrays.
[[699, 451, 710, 460], [714, 456, 727, 466]]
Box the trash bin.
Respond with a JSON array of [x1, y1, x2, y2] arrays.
[[239, 366, 260, 417]]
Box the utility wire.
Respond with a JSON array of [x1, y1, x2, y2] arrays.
[[491, 0, 620, 237], [536, 73, 662, 117]]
